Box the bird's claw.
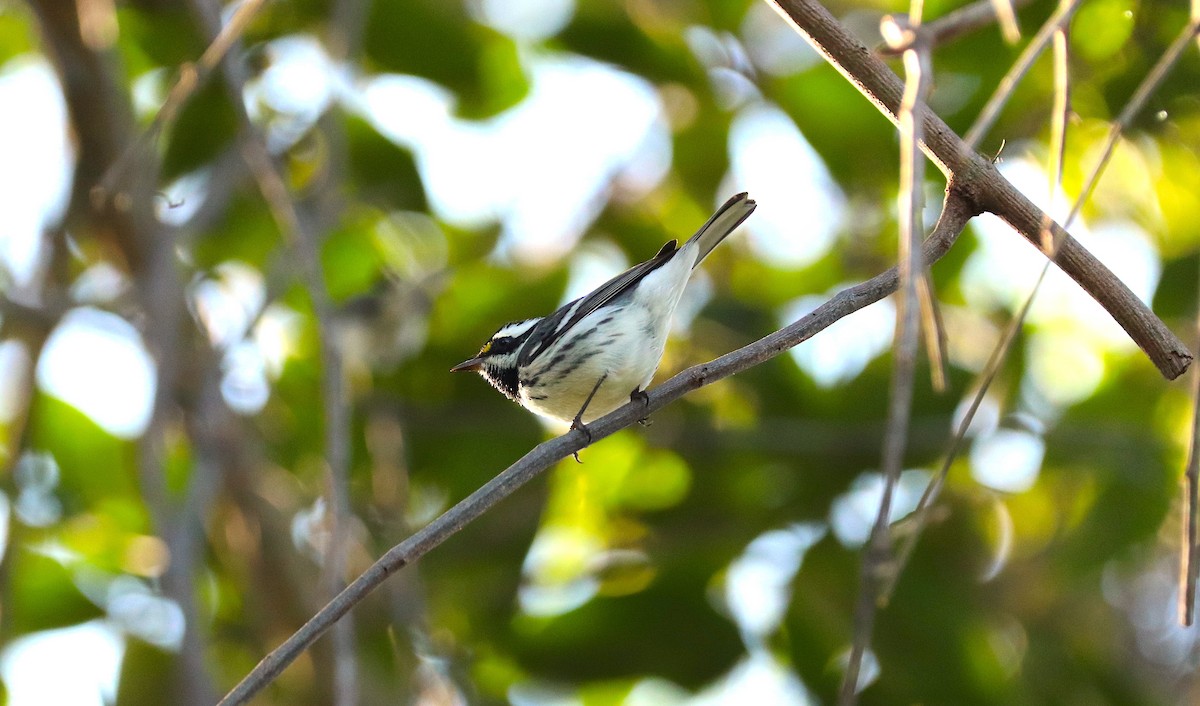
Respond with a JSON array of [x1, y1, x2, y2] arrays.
[[570, 416, 592, 463], [630, 388, 651, 425]]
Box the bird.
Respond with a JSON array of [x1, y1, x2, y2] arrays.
[[451, 193, 756, 438]]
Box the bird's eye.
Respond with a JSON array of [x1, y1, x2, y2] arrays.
[[479, 341, 493, 355]]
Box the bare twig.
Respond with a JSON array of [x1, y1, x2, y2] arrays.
[[1182, 326, 1200, 626], [1182, 1, 1200, 631], [217, 187, 979, 706], [1066, 19, 1200, 228], [881, 14, 1070, 596], [236, 96, 360, 706], [840, 12, 930, 703], [1195, 0, 1200, 50], [0, 293, 63, 477], [25, 1, 131, 206], [916, 274, 947, 392], [963, 0, 1083, 151], [765, 0, 1190, 381], [886, 10, 1200, 608], [989, 0, 1022, 45], [1048, 4, 1070, 215], [161, 362, 229, 705], [878, 0, 1033, 55], [93, 0, 270, 205], [178, 0, 359, 696], [321, 4, 372, 699], [885, 274, 1040, 601]]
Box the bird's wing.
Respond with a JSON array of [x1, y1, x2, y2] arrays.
[[518, 239, 679, 366], [516, 192, 756, 367]]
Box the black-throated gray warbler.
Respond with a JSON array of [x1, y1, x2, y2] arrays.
[[451, 193, 756, 433]]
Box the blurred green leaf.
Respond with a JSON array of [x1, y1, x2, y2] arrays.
[[161, 77, 239, 179], [321, 219, 384, 302], [1072, 0, 1136, 63], [28, 395, 139, 510], [558, 3, 699, 85], [116, 5, 204, 75], [344, 114, 427, 210], [0, 7, 35, 66], [193, 194, 280, 269], [364, 0, 527, 118], [115, 639, 175, 706], [3, 550, 100, 635]]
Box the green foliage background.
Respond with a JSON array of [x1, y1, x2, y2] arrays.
[[1, 0, 1200, 703]]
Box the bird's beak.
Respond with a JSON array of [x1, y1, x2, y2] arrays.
[[450, 357, 485, 373]]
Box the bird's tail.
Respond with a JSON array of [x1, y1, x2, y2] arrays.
[[686, 192, 757, 267]]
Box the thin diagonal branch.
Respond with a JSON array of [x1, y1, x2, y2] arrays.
[[1066, 19, 1200, 228], [884, 273, 1041, 601], [1048, 0, 1070, 224], [988, 0, 1022, 44], [963, 0, 1083, 151], [217, 187, 980, 706], [916, 274, 948, 392]]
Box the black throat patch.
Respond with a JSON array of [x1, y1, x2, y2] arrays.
[[482, 363, 521, 402]]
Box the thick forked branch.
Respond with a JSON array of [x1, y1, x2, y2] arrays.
[[768, 0, 1191, 380]]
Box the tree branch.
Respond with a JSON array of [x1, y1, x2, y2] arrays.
[[962, 0, 1083, 151], [1181, 330, 1200, 626], [1066, 19, 1200, 228], [92, 0, 269, 205], [878, 0, 1033, 56], [217, 186, 979, 705], [182, 0, 360, 696], [767, 0, 1191, 380], [840, 13, 931, 703], [27, 1, 221, 700]]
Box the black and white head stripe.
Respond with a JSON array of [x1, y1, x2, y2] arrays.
[[492, 318, 540, 340]]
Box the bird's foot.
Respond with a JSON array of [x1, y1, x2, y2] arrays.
[[630, 387, 651, 426], [569, 416, 591, 463]]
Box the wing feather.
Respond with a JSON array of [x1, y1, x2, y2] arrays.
[[516, 192, 756, 367], [518, 240, 680, 365]]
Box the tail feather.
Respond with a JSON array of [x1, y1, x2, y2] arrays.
[[686, 192, 757, 267]]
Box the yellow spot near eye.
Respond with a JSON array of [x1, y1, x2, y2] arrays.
[[480, 341, 492, 355]]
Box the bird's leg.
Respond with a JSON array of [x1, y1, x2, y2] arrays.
[[570, 372, 608, 463], [630, 387, 652, 426]]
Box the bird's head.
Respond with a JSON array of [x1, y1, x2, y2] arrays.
[[450, 318, 540, 401]]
